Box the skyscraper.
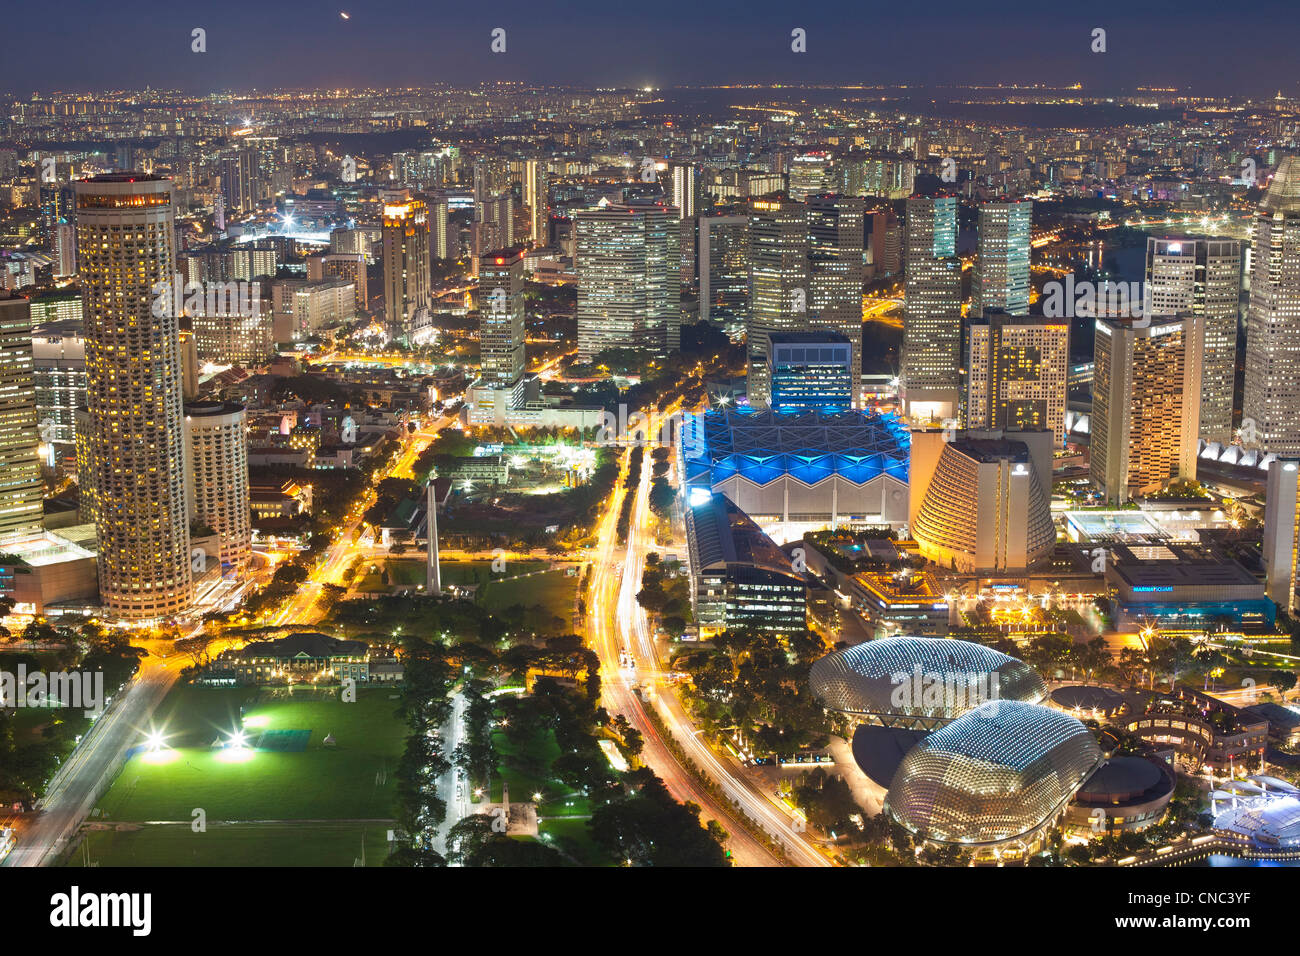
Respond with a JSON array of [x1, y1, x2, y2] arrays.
[[807, 194, 866, 406], [670, 163, 697, 220], [0, 292, 45, 538], [746, 197, 809, 406], [381, 190, 432, 336], [1263, 458, 1300, 613], [698, 214, 749, 339], [966, 312, 1069, 444], [477, 247, 526, 394], [75, 174, 193, 619], [788, 153, 831, 201], [971, 200, 1032, 317], [220, 149, 257, 217], [1090, 314, 1203, 504], [1145, 237, 1241, 444], [184, 401, 251, 572], [427, 193, 451, 260], [1242, 158, 1300, 453], [523, 159, 547, 245], [902, 195, 962, 421], [575, 201, 680, 362]]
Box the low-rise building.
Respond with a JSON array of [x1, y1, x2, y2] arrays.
[[684, 490, 806, 638], [214, 632, 386, 685]]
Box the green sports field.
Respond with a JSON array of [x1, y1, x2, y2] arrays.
[[90, 684, 407, 825], [67, 822, 394, 867]]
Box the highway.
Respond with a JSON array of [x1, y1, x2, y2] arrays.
[[268, 415, 454, 628], [588, 418, 834, 867]]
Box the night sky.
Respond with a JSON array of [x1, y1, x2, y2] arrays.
[[3, 0, 1295, 95]]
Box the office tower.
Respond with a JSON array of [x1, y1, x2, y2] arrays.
[[807, 194, 866, 405], [477, 247, 526, 394], [1244, 158, 1300, 453], [767, 331, 854, 412], [670, 163, 697, 220], [746, 197, 809, 406], [381, 190, 432, 335], [74, 174, 193, 619], [0, 292, 45, 538], [32, 319, 86, 452], [966, 312, 1069, 444], [1090, 314, 1203, 504], [788, 153, 831, 201], [523, 159, 547, 245], [1263, 458, 1300, 612], [472, 192, 514, 275], [575, 200, 680, 362], [972, 200, 1032, 317], [1145, 237, 1241, 444], [698, 214, 749, 339], [220, 149, 257, 216], [307, 252, 368, 312], [902, 195, 962, 421], [184, 402, 251, 572]]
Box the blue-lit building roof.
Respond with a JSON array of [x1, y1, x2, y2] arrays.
[[682, 407, 910, 488]]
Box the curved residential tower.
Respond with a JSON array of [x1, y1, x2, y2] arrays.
[[75, 174, 193, 620]]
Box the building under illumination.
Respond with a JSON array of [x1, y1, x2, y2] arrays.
[[381, 189, 432, 337], [1263, 457, 1300, 612], [1145, 237, 1240, 444], [886, 701, 1102, 856], [1090, 314, 1203, 504], [746, 196, 809, 406], [680, 407, 910, 540], [684, 490, 807, 638], [0, 291, 45, 538], [901, 195, 961, 422], [965, 312, 1069, 444], [184, 402, 251, 572], [971, 200, 1032, 317], [1243, 156, 1300, 454], [575, 200, 681, 362], [75, 174, 193, 620]]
